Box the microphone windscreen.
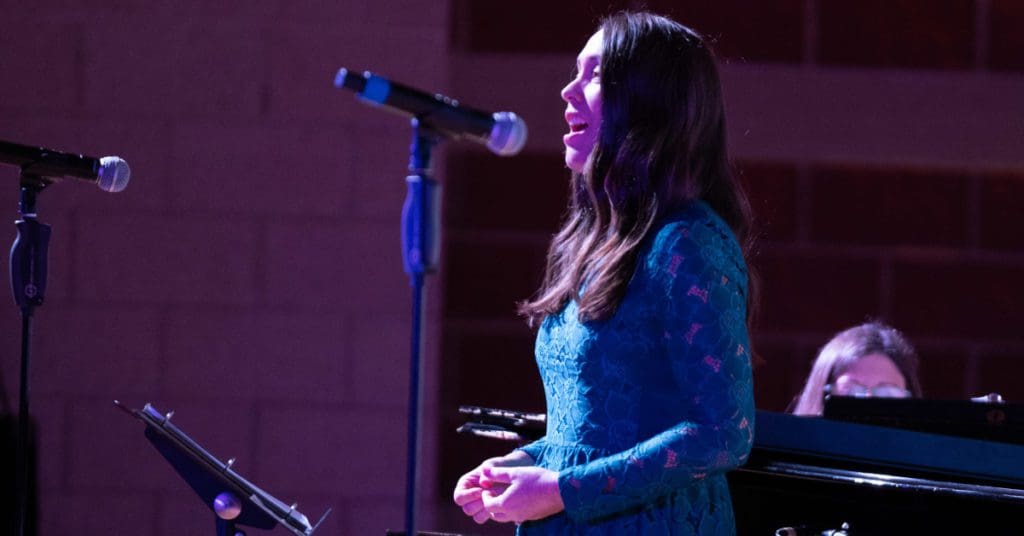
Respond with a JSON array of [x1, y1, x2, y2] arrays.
[[488, 112, 528, 156], [97, 157, 130, 192]]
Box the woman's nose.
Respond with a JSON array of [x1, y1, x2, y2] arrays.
[[561, 78, 579, 103]]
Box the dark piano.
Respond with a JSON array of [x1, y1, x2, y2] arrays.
[[731, 400, 1024, 535], [458, 400, 1024, 534]]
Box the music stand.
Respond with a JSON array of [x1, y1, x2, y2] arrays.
[[116, 401, 330, 536]]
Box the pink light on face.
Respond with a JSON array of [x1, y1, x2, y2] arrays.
[[561, 30, 604, 173], [833, 353, 908, 396]]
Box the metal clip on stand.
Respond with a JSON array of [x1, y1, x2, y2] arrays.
[[9, 173, 52, 536], [401, 120, 442, 536]]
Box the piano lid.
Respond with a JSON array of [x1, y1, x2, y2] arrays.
[[823, 395, 1024, 445], [754, 410, 1024, 486]]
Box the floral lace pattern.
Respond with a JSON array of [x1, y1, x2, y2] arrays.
[[517, 201, 754, 535]]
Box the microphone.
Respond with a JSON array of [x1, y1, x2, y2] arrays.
[[0, 139, 131, 193], [334, 68, 527, 156]]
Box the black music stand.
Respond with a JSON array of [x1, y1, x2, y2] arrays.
[[116, 401, 330, 536]]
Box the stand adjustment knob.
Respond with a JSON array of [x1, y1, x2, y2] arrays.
[[214, 492, 242, 520]]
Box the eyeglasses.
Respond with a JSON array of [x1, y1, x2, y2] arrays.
[[824, 382, 911, 399]]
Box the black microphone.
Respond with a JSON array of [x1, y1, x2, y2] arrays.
[[333, 68, 527, 156], [0, 140, 130, 193]]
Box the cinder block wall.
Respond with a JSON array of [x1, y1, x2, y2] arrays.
[[0, 1, 451, 534]]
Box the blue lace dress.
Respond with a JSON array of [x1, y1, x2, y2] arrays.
[[516, 201, 754, 535]]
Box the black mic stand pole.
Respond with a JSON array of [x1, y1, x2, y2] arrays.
[[9, 173, 51, 536], [401, 119, 442, 536]]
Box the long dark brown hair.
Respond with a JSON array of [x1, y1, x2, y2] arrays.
[[519, 11, 755, 325]]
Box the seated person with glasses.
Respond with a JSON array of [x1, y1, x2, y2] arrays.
[[790, 321, 922, 416]]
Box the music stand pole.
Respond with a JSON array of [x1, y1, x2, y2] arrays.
[[401, 119, 441, 536], [9, 174, 51, 536]]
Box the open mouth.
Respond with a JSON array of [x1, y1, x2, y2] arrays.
[[569, 122, 588, 133]]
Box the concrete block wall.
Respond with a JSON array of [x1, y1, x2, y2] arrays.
[[1, 1, 450, 534]]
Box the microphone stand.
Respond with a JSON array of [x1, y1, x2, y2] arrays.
[[401, 119, 441, 536], [9, 172, 51, 536]]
